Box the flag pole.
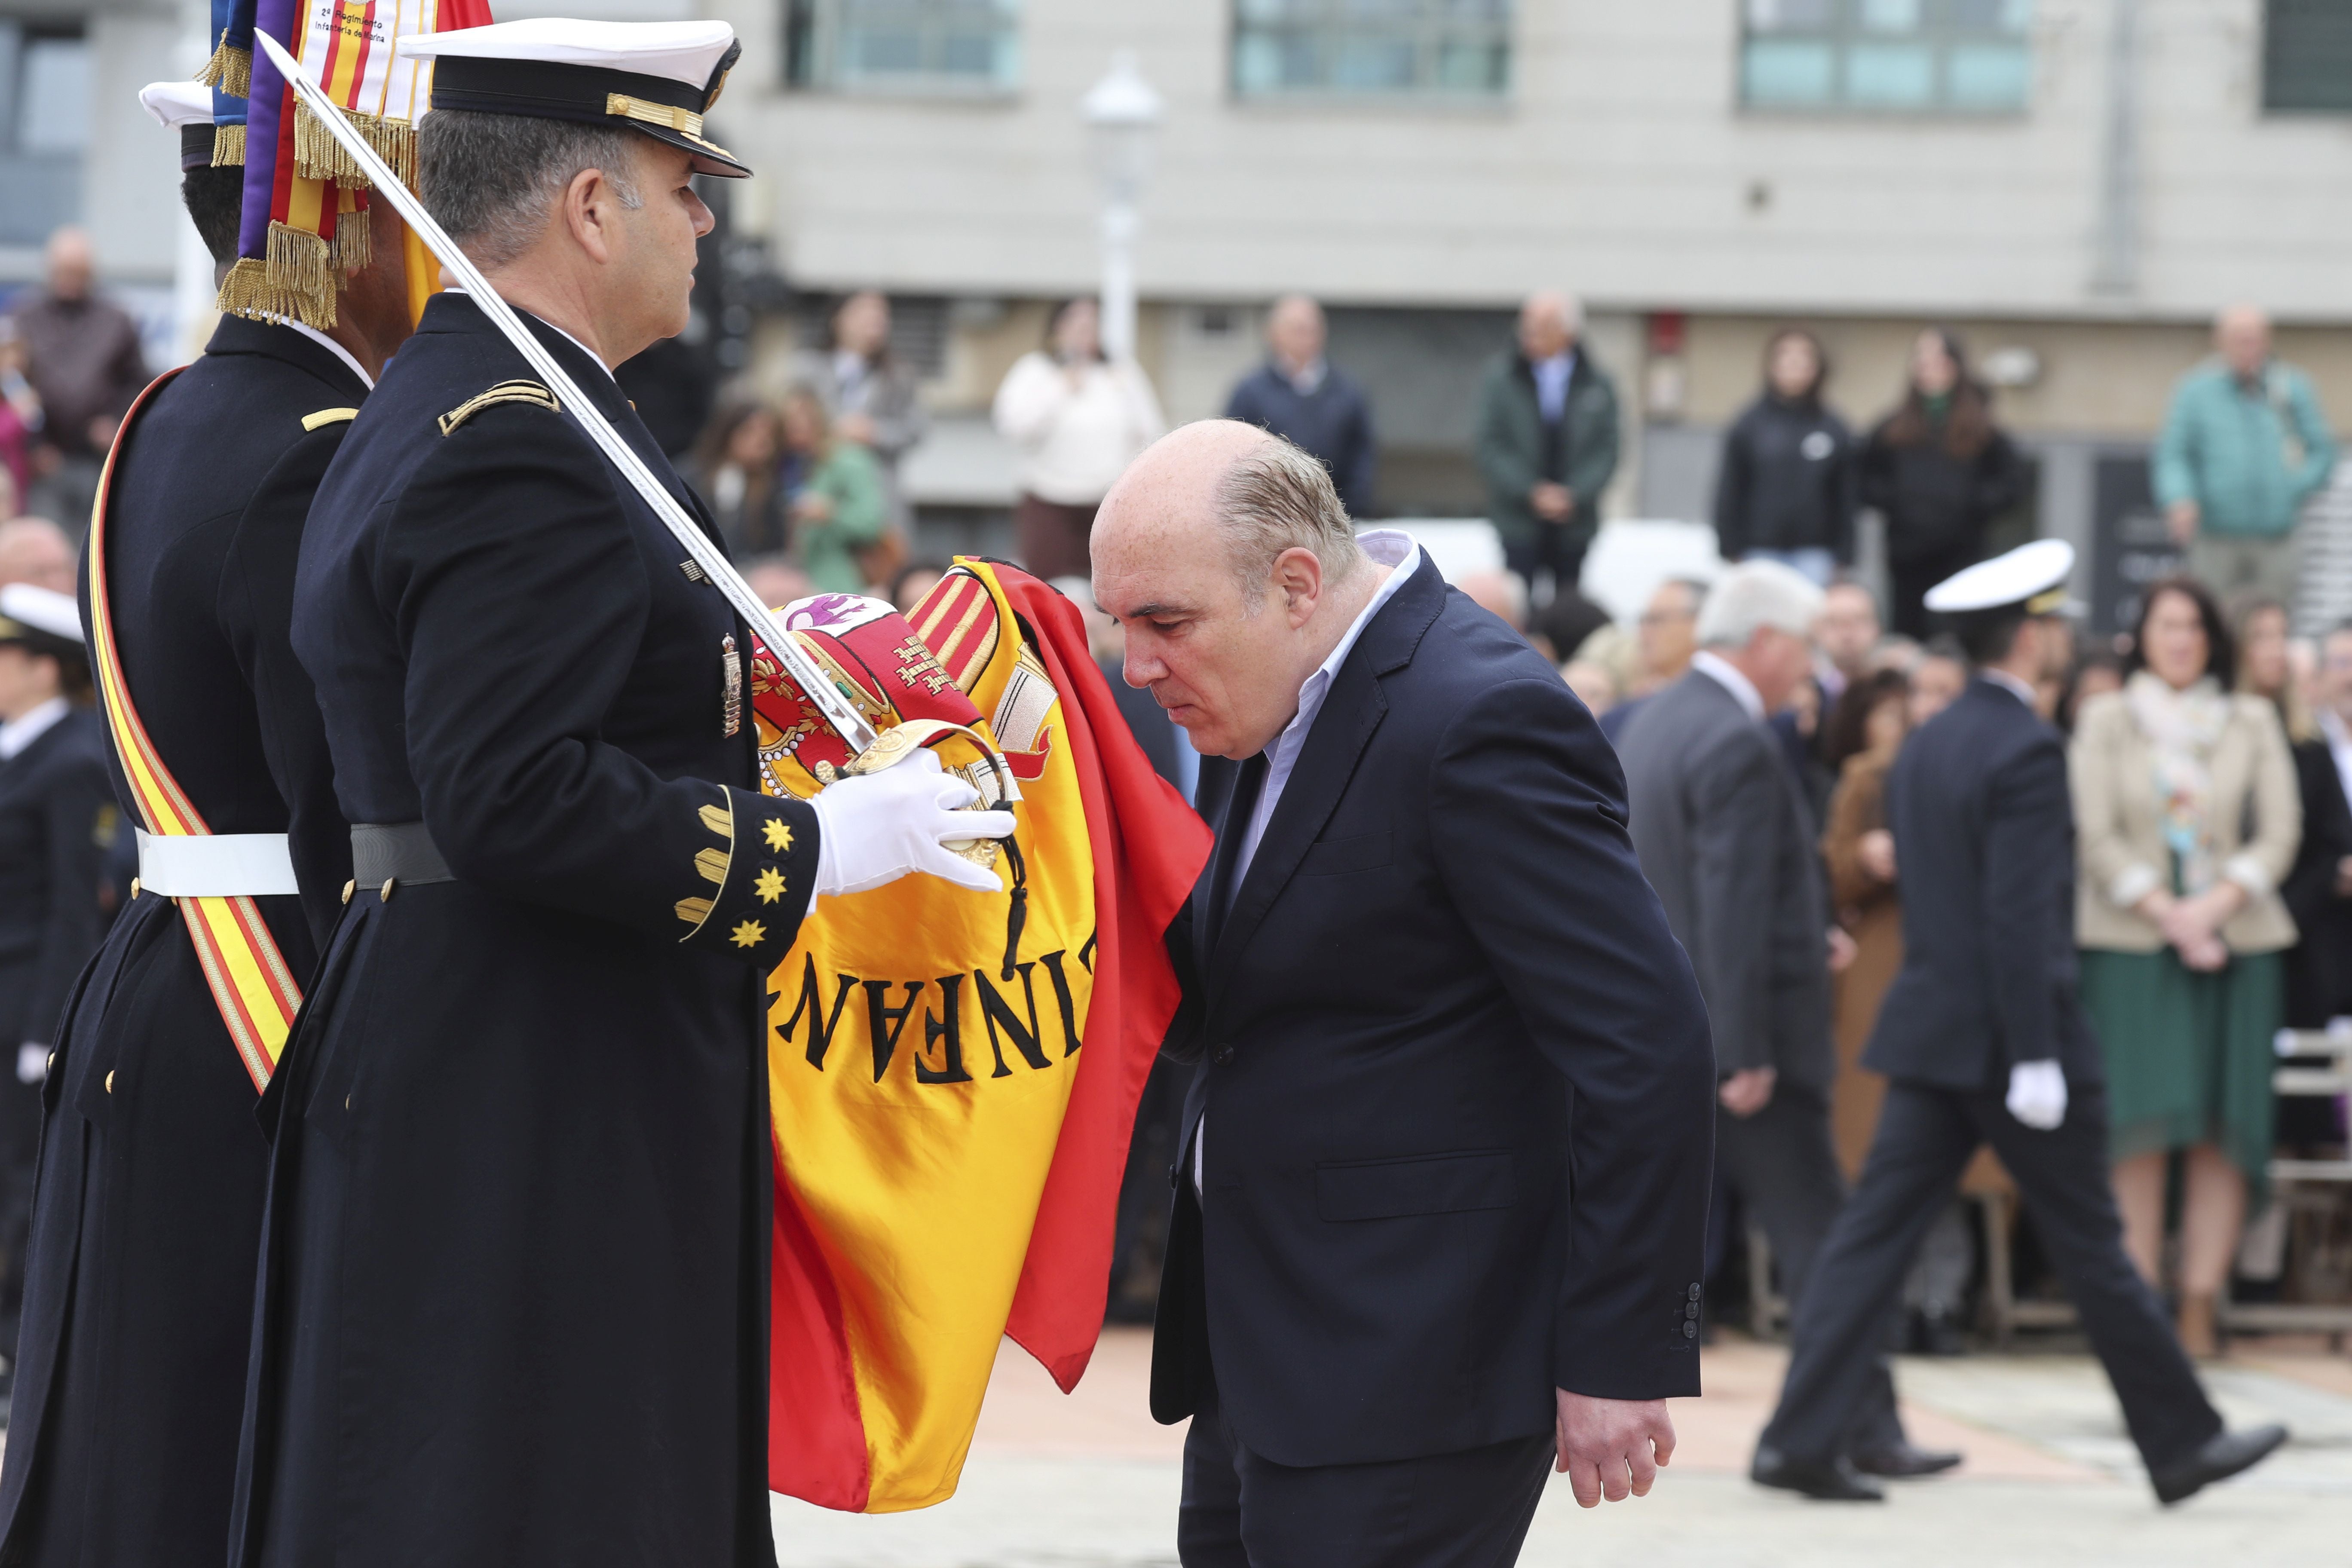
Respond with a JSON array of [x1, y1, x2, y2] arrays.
[[252, 29, 880, 758]]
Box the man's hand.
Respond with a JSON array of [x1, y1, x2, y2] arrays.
[[1718, 1066, 1776, 1118], [1858, 827, 1897, 884], [1554, 1391, 1674, 1506], [2166, 497, 2200, 546], [1530, 480, 1574, 522], [2004, 1059, 2067, 1130], [1826, 925, 1858, 974]]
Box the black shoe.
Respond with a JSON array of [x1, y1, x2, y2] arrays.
[[1751, 1447, 1886, 1501], [1853, 1441, 1963, 1479], [2150, 1424, 2290, 1506]]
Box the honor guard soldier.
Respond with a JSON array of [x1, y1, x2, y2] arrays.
[[1753, 540, 2288, 1505], [230, 22, 1010, 1566], [0, 584, 113, 1393], [0, 80, 412, 1567]]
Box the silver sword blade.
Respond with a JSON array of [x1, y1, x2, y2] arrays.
[[253, 29, 878, 756]]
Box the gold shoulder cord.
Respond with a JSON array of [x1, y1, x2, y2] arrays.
[[438, 380, 561, 437]]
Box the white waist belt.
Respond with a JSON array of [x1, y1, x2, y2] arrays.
[[135, 829, 300, 898]]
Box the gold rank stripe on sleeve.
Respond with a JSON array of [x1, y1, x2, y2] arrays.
[[86, 370, 304, 1094], [675, 795, 734, 932], [302, 406, 360, 430], [437, 379, 561, 436]]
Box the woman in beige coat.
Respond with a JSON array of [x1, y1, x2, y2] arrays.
[[2071, 576, 2298, 1356]]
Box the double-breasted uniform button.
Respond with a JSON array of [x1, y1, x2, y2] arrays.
[[1211, 1043, 1234, 1066]]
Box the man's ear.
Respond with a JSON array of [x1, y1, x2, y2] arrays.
[[562, 166, 618, 264], [1272, 545, 1325, 628]]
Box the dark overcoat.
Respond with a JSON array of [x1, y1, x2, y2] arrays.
[[0, 316, 361, 1566], [232, 294, 815, 1568]]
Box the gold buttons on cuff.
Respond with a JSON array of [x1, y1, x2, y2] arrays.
[[380, 878, 396, 902], [341, 879, 355, 905], [129, 876, 141, 899], [104, 1070, 115, 1093]]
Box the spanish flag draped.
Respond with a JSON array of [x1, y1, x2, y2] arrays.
[[753, 561, 1209, 1512]]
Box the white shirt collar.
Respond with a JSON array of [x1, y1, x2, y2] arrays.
[[1981, 668, 2039, 707], [1690, 649, 1766, 724], [1280, 357, 1328, 396], [0, 696, 70, 761], [282, 321, 375, 390]]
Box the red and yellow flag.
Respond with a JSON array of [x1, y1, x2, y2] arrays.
[[754, 561, 1208, 1511]]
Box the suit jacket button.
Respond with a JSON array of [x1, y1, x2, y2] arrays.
[[1212, 1044, 1234, 1066], [1682, 1320, 1697, 1338]]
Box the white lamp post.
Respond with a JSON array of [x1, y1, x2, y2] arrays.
[[1080, 50, 1163, 364]]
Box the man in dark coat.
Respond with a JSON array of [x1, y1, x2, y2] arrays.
[[1473, 290, 1620, 595], [231, 24, 1010, 1566], [1093, 421, 1714, 1566], [2285, 619, 2352, 1029], [1223, 295, 1376, 518], [1617, 560, 1948, 1482], [1754, 541, 2287, 1506], [0, 83, 408, 1566]]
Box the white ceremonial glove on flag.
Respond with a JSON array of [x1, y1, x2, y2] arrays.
[[808, 748, 1016, 898], [2005, 1060, 2067, 1130], [15, 1044, 46, 1085]]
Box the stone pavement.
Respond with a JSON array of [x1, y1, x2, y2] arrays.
[[770, 1328, 2352, 1567]]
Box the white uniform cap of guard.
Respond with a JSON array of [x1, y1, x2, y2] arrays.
[[138, 80, 213, 131], [1921, 538, 2082, 619], [0, 583, 85, 646]]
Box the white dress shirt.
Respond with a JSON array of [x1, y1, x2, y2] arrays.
[[2321, 708, 2352, 817], [1532, 350, 1578, 423], [0, 696, 69, 762], [1690, 648, 1766, 724], [1195, 530, 1422, 1191], [1981, 668, 2038, 708]]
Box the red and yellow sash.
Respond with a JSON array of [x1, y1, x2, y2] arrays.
[[86, 370, 303, 1092]]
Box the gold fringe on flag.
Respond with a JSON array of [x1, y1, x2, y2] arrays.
[[210, 122, 247, 168], [331, 203, 371, 276], [292, 101, 417, 190], [214, 230, 338, 330], [197, 34, 251, 99]]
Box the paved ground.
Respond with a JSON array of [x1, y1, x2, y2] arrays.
[[770, 1328, 2352, 1567]]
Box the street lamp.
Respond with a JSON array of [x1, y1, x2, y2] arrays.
[[1080, 49, 1163, 364]]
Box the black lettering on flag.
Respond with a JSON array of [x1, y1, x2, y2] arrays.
[[780, 955, 858, 1070], [973, 962, 1052, 1078], [917, 974, 974, 1084], [1078, 931, 1098, 974], [1038, 948, 1084, 1057], [862, 979, 925, 1083]]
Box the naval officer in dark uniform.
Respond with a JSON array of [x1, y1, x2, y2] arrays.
[[231, 21, 1011, 1567], [0, 583, 113, 1383], [1752, 541, 2288, 1506], [0, 79, 410, 1567]]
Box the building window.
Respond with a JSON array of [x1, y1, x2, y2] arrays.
[[784, 0, 1020, 94], [1741, 0, 2032, 114], [1231, 0, 1513, 99], [0, 21, 85, 247], [2264, 0, 2352, 112]]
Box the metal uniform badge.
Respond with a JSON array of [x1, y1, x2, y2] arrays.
[[721, 633, 743, 738]]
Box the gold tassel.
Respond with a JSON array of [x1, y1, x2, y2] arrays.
[[197, 34, 251, 99], [210, 122, 246, 168], [292, 101, 417, 190], [215, 224, 341, 330], [331, 209, 371, 276]]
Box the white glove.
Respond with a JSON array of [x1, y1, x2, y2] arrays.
[[807, 748, 1015, 898], [15, 1043, 46, 1085], [2005, 1060, 2068, 1130]]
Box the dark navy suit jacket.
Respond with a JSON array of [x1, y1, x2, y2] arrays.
[[1150, 555, 1715, 1467]]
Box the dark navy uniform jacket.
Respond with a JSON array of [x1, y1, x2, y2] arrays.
[[0, 315, 364, 1568], [236, 293, 815, 1568], [0, 707, 112, 1051], [1150, 557, 1716, 1468]]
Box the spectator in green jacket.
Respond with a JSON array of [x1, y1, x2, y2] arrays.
[[779, 385, 888, 595], [2156, 306, 2336, 607], [1473, 291, 1621, 597]]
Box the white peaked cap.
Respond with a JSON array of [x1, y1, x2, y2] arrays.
[[0, 583, 84, 645], [1922, 538, 2082, 618], [396, 18, 736, 88], [140, 79, 215, 132]]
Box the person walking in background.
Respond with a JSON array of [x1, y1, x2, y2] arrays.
[[993, 297, 1164, 581], [1862, 328, 2027, 640], [793, 290, 929, 527], [1756, 541, 2286, 1506], [1598, 576, 1707, 742], [2070, 577, 2298, 1358], [1223, 294, 1376, 518], [2288, 619, 2352, 1028], [0, 586, 114, 1396], [1819, 670, 1913, 1181], [779, 386, 888, 594], [1474, 290, 1621, 597], [1713, 328, 1856, 586], [2156, 307, 2336, 607], [6, 229, 149, 536], [691, 396, 790, 560], [1814, 581, 1882, 706]]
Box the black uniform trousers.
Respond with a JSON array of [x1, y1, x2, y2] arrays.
[[1761, 1080, 2222, 1470], [1713, 1090, 1904, 1454]]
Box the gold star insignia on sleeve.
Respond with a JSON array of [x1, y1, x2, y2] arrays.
[[730, 919, 768, 949], [763, 818, 793, 853], [754, 867, 787, 904]]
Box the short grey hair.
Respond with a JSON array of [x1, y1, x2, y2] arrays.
[[1696, 559, 1824, 649], [1216, 435, 1364, 609], [417, 110, 644, 270]]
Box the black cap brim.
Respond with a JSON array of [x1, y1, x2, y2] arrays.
[[625, 121, 749, 179]]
